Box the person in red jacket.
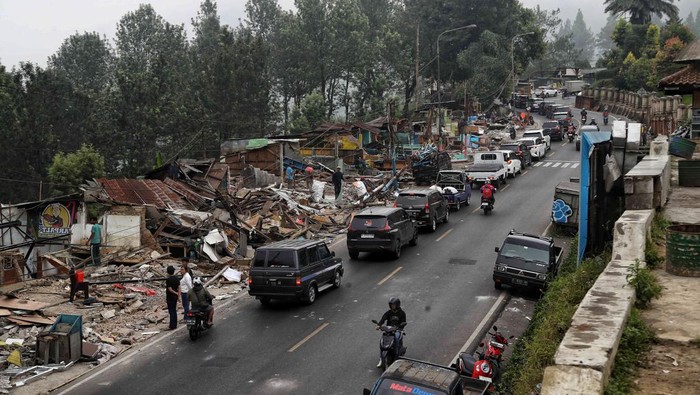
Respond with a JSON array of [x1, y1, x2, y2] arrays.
[[480, 180, 496, 204]]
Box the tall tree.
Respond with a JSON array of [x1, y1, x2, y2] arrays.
[[597, 14, 620, 55], [48, 32, 114, 97], [603, 0, 679, 25], [571, 9, 595, 62]]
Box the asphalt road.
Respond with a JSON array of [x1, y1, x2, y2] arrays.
[[57, 115, 583, 395]]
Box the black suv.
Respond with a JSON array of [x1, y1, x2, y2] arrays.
[[395, 188, 449, 232], [347, 207, 417, 260], [500, 142, 533, 168], [542, 121, 563, 141], [248, 240, 343, 305]]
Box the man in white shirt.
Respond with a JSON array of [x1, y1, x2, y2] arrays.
[[180, 264, 193, 320]]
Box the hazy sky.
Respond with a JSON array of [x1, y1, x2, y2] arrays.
[[0, 0, 697, 69]]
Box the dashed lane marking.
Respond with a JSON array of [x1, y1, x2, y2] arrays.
[[377, 266, 403, 286]]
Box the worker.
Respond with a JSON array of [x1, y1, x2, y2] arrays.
[[305, 165, 314, 192]]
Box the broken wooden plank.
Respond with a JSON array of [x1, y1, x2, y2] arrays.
[[0, 296, 49, 311], [205, 265, 230, 287], [9, 314, 55, 325], [0, 308, 11, 316], [41, 255, 70, 274]]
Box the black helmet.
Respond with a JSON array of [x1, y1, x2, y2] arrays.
[[388, 297, 401, 308]]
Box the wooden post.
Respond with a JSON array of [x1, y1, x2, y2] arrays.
[[279, 143, 284, 178]]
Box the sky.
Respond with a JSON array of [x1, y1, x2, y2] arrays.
[[0, 0, 697, 69]]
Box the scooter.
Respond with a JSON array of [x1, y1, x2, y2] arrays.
[[371, 319, 407, 370], [186, 308, 212, 341], [603, 112, 609, 125], [454, 343, 499, 392], [484, 326, 514, 362], [480, 197, 494, 215], [581, 114, 587, 124]]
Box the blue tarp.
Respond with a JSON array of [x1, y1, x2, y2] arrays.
[[577, 131, 612, 263]]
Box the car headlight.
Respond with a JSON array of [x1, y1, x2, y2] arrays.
[[537, 273, 547, 280], [496, 264, 506, 272]]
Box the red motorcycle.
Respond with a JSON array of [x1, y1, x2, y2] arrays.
[[484, 326, 513, 362], [454, 343, 498, 392], [567, 125, 575, 143]]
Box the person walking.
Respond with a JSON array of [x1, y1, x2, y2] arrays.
[[180, 264, 193, 321], [165, 266, 180, 330], [332, 167, 344, 200], [305, 165, 314, 192], [87, 217, 102, 266], [285, 165, 295, 189]]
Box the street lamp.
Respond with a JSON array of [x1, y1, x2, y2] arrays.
[[437, 24, 476, 146], [511, 32, 535, 96]]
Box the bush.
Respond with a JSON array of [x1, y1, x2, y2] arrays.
[[498, 238, 609, 395], [627, 261, 662, 309], [604, 308, 655, 395], [644, 237, 663, 269]]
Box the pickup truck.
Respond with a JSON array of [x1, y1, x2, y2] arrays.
[[436, 170, 472, 211], [492, 150, 522, 178], [464, 151, 508, 188], [492, 230, 564, 291], [518, 136, 546, 160], [363, 358, 489, 395], [522, 129, 550, 150]]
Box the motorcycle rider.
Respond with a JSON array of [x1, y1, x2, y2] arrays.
[[603, 107, 610, 125], [375, 297, 406, 368], [590, 118, 597, 126], [580, 108, 588, 123], [188, 277, 214, 327], [480, 179, 496, 205]]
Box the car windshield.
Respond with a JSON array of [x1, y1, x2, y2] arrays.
[[542, 122, 558, 129], [374, 379, 447, 395], [265, 250, 296, 268], [499, 242, 550, 271], [351, 215, 388, 229], [396, 194, 428, 207], [501, 145, 521, 152], [520, 140, 534, 147]]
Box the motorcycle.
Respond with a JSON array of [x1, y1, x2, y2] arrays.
[[567, 127, 575, 143], [371, 319, 407, 370], [484, 326, 514, 362], [581, 114, 587, 124], [454, 342, 499, 392], [603, 112, 609, 126], [480, 197, 494, 215], [186, 308, 212, 341]]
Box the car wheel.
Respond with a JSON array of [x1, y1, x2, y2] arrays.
[[443, 209, 449, 223], [501, 176, 507, 185], [349, 249, 359, 260], [494, 282, 502, 290], [430, 216, 437, 232], [332, 270, 342, 288], [466, 194, 470, 206], [305, 284, 317, 305], [409, 230, 418, 246], [393, 240, 401, 259], [455, 200, 461, 211]]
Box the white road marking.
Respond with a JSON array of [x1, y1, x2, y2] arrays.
[[472, 207, 480, 214], [377, 266, 403, 286], [552, 162, 561, 168], [571, 163, 580, 169], [330, 235, 347, 247], [542, 162, 552, 167], [561, 163, 571, 168], [288, 323, 330, 352], [451, 292, 508, 364], [533, 162, 543, 167], [436, 228, 453, 242]]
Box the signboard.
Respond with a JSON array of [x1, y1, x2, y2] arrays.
[[37, 201, 78, 238]]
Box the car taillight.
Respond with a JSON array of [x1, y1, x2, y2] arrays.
[[393, 201, 397, 208], [384, 223, 391, 231], [295, 276, 302, 286], [424, 203, 430, 213], [248, 275, 253, 285]]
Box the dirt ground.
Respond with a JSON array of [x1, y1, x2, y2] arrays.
[[633, 341, 700, 395]]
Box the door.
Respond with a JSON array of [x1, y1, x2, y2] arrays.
[[316, 244, 335, 284], [392, 211, 409, 246], [305, 246, 325, 284]]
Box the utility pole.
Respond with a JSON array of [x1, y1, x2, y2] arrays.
[[414, 25, 421, 108]]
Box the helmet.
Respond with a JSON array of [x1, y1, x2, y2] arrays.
[[485, 179, 491, 185], [388, 297, 401, 309], [193, 277, 203, 286]]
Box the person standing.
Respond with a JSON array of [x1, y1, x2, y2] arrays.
[[87, 217, 102, 266], [165, 266, 180, 330], [180, 264, 193, 321], [285, 165, 295, 189], [305, 165, 314, 192], [332, 167, 344, 200]]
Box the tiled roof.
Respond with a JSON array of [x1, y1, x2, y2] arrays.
[[675, 40, 700, 63], [97, 178, 193, 210], [658, 65, 700, 87]]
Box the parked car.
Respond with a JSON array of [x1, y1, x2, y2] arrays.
[[493, 230, 563, 291], [363, 358, 489, 395], [536, 86, 558, 97], [542, 121, 563, 142], [493, 150, 522, 178], [530, 97, 544, 111], [522, 129, 551, 150], [538, 101, 554, 116], [500, 142, 533, 168], [248, 239, 343, 305], [464, 151, 509, 187], [347, 207, 417, 260], [436, 170, 472, 210], [518, 136, 547, 160], [395, 188, 449, 232]]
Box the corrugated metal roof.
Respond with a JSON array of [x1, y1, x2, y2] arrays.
[[658, 65, 700, 87], [97, 179, 193, 210], [674, 39, 700, 63]]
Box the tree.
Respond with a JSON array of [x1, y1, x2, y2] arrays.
[[48, 144, 105, 196], [597, 14, 620, 55], [289, 92, 327, 134], [571, 9, 596, 63], [603, 0, 679, 25], [49, 32, 114, 97]]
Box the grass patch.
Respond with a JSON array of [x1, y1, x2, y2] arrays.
[[604, 308, 656, 395], [650, 214, 670, 243], [627, 261, 662, 309], [498, 237, 610, 395], [644, 237, 663, 269]]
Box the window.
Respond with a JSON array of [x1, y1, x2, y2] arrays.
[[318, 244, 332, 260], [306, 247, 319, 265], [351, 215, 388, 229], [266, 250, 296, 268], [299, 249, 310, 267], [480, 153, 497, 161], [253, 251, 266, 267], [397, 194, 428, 206]]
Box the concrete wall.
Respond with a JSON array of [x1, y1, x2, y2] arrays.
[[542, 210, 654, 395]]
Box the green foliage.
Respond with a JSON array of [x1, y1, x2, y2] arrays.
[[645, 236, 663, 269], [627, 261, 662, 309], [48, 144, 105, 196], [604, 308, 656, 395], [651, 214, 671, 241], [604, 0, 679, 25], [499, 238, 608, 395], [290, 92, 327, 134]]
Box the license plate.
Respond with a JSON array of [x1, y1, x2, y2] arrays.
[[269, 279, 278, 285], [186, 319, 195, 325], [513, 278, 528, 286], [478, 376, 493, 383], [361, 234, 374, 239], [481, 202, 489, 207]]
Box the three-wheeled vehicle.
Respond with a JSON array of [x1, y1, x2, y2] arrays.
[[436, 170, 472, 211]]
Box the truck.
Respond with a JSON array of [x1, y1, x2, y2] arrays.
[[363, 358, 489, 395], [464, 151, 508, 188], [564, 80, 586, 95], [436, 170, 472, 211], [492, 230, 564, 291]]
